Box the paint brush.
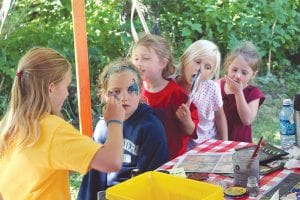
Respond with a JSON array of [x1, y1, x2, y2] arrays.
[[251, 136, 264, 158], [187, 69, 201, 107], [247, 136, 263, 168]]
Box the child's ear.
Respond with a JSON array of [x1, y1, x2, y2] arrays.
[[159, 58, 168, 69], [48, 82, 55, 93]]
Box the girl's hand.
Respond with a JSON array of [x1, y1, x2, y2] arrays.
[[176, 104, 191, 123], [176, 103, 196, 135], [225, 75, 243, 95], [103, 96, 125, 123]]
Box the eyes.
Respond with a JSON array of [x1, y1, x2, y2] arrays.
[[133, 56, 150, 61], [108, 90, 121, 97], [203, 64, 212, 70], [194, 60, 212, 70], [231, 67, 249, 76], [107, 87, 138, 97]]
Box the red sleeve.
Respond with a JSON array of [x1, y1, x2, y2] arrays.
[[246, 86, 265, 107]]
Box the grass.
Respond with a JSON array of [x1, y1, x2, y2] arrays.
[[252, 73, 294, 145], [252, 97, 281, 145]]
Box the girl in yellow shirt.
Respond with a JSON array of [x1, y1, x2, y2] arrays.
[[0, 47, 125, 200]]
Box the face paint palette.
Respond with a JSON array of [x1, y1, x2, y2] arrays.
[[224, 186, 247, 197], [235, 143, 288, 165]]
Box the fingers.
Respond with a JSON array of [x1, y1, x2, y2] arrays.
[[103, 96, 125, 122], [186, 99, 191, 108], [176, 104, 190, 120], [225, 75, 243, 93]]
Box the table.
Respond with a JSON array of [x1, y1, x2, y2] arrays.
[[157, 139, 300, 199]]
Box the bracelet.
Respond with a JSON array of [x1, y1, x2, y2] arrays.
[[106, 119, 123, 127]]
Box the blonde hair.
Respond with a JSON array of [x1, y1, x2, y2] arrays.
[[224, 41, 260, 73], [0, 47, 71, 156], [98, 59, 142, 102], [132, 33, 176, 79], [179, 40, 221, 80]]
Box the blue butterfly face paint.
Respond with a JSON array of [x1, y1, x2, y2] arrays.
[[128, 79, 139, 95]]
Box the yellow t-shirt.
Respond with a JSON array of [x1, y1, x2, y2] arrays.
[[0, 114, 101, 200]]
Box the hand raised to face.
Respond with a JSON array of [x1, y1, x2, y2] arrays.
[[225, 75, 244, 95], [102, 95, 125, 123]]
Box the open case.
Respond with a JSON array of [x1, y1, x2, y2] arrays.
[[235, 143, 289, 175]]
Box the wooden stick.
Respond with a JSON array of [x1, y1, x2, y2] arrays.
[[71, 0, 93, 136]]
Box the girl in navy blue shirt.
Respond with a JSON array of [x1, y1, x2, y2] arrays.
[[78, 59, 168, 200]]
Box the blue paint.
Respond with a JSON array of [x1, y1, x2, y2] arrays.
[[128, 79, 139, 95]]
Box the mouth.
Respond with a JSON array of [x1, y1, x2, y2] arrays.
[[228, 76, 239, 83], [122, 104, 130, 109]]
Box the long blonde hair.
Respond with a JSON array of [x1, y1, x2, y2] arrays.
[[0, 47, 71, 156], [179, 39, 221, 80], [131, 33, 176, 79]]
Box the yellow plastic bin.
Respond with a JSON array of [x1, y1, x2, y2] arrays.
[[106, 171, 224, 200]]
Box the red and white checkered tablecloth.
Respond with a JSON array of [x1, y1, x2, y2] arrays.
[[157, 139, 299, 199]]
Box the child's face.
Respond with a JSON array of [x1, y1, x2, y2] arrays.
[[106, 70, 140, 120], [132, 45, 166, 81], [227, 55, 256, 86], [49, 69, 72, 114], [184, 54, 215, 84]]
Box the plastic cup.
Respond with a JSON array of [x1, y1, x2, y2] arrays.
[[232, 150, 260, 187]]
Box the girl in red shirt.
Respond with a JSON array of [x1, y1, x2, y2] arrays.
[[131, 33, 199, 159]]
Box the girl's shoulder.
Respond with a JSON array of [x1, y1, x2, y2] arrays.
[[244, 84, 265, 105], [244, 84, 263, 94], [167, 79, 188, 96], [204, 79, 219, 87]]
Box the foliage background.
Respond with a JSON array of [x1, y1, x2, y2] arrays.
[[1, 0, 300, 138]]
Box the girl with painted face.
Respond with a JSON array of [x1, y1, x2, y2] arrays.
[[220, 42, 265, 142], [131, 33, 199, 160], [0, 47, 125, 200], [176, 40, 228, 149], [78, 59, 168, 200]]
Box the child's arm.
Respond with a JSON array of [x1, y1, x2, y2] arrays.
[[89, 96, 125, 172], [225, 76, 260, 125], [176, 104, 197, 136], [236, 95, 260, 125], [215, 107, 228, 140]]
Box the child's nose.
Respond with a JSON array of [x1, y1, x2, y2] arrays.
[[119, 91, 129, 101], [235, 72, 241, 79]]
